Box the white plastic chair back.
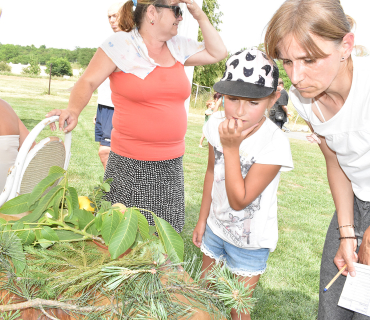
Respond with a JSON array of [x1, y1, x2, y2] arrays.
[[0, 116, 71, 207]]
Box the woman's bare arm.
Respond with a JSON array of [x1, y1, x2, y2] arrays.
[[46, 48, 117, 132]]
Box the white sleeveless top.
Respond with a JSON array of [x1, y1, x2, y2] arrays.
[[0, 135, 19, 192], [289, 55, 370, 201]]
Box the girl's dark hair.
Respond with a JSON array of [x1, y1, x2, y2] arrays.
[[119, 0, 168, 32], [213, 92, 222, 101]]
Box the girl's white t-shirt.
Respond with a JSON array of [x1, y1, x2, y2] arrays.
[[289, 56, 370, 201], [203, 112, 294, 251]]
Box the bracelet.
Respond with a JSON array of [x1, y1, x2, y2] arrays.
[[337, 224, 356, 230], [339, 236, 357, 240]]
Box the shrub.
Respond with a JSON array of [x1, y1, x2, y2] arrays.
[[45, 57, 73, 77], [0, 61, 11, 72], [22, 57, 41, 76]]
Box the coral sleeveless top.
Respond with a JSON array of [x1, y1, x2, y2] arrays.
[[109, 62, 190, 161]]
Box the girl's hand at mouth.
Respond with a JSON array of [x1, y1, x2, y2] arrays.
[[219, 118, 258, 150]]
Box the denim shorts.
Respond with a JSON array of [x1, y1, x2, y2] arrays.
[[95, 104, 114, 147], [201, 224, 270, 277]]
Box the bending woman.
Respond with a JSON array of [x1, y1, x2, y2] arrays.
[[265, 0, 370, 319], [46, 0, 227, 233]]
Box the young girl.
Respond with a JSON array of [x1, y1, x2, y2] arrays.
[[193, 48, 294, 320]]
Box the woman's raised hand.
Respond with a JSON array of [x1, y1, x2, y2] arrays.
[[46, 109, 79, 133], [177, 0, 205, 21]]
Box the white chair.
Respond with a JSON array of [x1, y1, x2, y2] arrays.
[[0, 116, 71, 207]]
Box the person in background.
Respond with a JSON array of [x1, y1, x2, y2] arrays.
[[265, 0, 370, 319], [193, 48, 293, 320], [47, 0, 227, 234], [0, 99, 30, 192], [199, 93, 221, 148], [268, 78, 290, 129], [94, 2, 125, 170]]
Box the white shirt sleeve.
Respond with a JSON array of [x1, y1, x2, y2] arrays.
[[255, 130, 294, 172], [167, 35, 205, 64]]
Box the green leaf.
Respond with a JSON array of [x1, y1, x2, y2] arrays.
[[132, 208, 150, 241], [0, 194, 30, 215], [130, 231, 143, 249], [54, 230, 84, 241], [0, 218, 7, 225], [95, 213, 103, 231], [41, 226, 59, 241], [73, 209, 98, 235], [10, 237, 26, 274], [64, 214, 79, 227], [20, 185, 63, 223], [152, 213, 184, 263], [102, 183, 110, 192], [48, 166, 65, 175], [149, 225, 157, 236], [12, 220, 24, 231], [67, 187, 79, 210], [18, 228, 36, 245], [65, 194, 74, 219], [27, 172, 64, 207], [52, 189, 64, 220], [101, 210, 122, 245], [109, 210, 138, 260]]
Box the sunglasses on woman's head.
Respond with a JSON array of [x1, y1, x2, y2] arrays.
[[154, 4, 183, 18]]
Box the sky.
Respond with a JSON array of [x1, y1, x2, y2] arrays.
[[0, 0, 369, 53]]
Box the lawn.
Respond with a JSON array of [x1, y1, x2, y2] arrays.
[[0, 74, 335, 319]]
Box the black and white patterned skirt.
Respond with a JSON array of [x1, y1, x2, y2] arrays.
[[103, 152, 185, 233]]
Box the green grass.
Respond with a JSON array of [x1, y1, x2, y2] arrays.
[[1, 74, 334, 319]]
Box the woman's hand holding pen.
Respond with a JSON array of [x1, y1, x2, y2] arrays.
[[334, 238, 358, 277], [219, 118, 258, 150]]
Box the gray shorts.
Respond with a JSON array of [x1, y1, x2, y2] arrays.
[[318, 196, 370, 320]]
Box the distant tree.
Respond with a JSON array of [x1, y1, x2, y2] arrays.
[[193, 0, 226, 88], [0, 61, 11, 72], [46, 57, 73, 77], [39, 45, 46, 49], [77, 48, 97, 67], [22, 55, 41, 75]]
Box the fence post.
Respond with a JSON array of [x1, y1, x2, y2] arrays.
[[48, 63, 52, 95], [194, 83, 199, 107]]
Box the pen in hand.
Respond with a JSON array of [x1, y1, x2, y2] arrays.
[[324, 264, 347, 292]]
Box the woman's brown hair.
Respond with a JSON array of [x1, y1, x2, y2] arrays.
[[264, 0, 366, 60], [119, 0, 168, 32]]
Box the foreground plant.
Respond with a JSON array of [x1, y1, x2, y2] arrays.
[[0, 166, 183, 264], [0, 167, 256, 319]]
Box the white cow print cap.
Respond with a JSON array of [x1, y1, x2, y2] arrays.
[[214, 48, 279, 99]]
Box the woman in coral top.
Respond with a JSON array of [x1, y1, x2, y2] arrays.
[[47, 0, 227, 233]]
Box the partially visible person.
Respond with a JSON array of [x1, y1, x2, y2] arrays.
[[265, 0, 370, 319], [0, 99, 30, 191], [95, 2, 125, 170], [46, 0, 227, 234], [193, 49, 293, 320], [199, 97, 220, 148], [268, 78, 290, 129]]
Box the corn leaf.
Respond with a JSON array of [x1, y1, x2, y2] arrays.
[[109, 210, 138, 260], [152, 213, 184, 263], [0, 193, 30, 215]]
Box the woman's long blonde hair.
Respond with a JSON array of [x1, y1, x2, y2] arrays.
[[264, 0, 366, 60]]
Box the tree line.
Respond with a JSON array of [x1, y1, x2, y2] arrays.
[[0, 44, 97, 67]]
